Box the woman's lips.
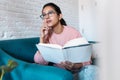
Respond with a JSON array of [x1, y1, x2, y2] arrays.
[[46, 20, 52, 24]]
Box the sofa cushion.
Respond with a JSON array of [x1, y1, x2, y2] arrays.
[[0, 48, 73, 80]]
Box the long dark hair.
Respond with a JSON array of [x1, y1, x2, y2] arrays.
[[42, 2, 67, 26]]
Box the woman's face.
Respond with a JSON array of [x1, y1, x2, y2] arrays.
[[42, 6, 62, 27]]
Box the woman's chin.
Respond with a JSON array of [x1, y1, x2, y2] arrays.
[[47, 24, 53, 27]]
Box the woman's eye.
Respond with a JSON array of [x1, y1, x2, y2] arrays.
[[42, 14, 46, 17]]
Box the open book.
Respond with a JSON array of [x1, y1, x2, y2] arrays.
[[36, 37, 92, 63]]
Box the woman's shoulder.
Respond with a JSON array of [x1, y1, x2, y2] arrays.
[[64, 25, 79, 32], [64, 25, 82, 37]]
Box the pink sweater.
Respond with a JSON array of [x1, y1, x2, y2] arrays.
[[34, 26, 84, 68], [49, 26, 82, 46]]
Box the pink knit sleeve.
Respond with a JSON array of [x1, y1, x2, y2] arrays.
[[34, 51, 48, 65]]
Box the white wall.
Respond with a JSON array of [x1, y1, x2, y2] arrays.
[[96, 0, 120, 80], [0, 0, 79, 40], [79, 0, 120, 80], [78, 1, 99, 67], [79, 0, 97, 41]]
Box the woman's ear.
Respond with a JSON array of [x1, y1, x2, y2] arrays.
[[59, 14, 62, 20]]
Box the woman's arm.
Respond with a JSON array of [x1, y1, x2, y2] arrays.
[[40, 37, 44, 43], [40, 21, 51, 43]]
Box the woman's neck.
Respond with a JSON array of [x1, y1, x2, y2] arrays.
[[53, 23, 64, 34]]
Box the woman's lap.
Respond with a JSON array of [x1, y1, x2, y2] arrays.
[[78, 65, 98, 80]]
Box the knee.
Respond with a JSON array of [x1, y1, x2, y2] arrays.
[[78, 65, 98, 80], [34, 51, 40, 63], [34, 51, 48, 65]]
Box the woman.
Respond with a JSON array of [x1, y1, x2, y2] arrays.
[[34, 2, 97, 80]]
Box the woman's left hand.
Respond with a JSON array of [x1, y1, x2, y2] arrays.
[[60, 61, 83, 71], [60, 61, 74, 70]]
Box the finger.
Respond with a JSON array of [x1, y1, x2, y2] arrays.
[[60, 61, 64, 64], [43, 19, 48, 27], [60, 62, 66, 66], [41, 26, 49, 33], [65, 61, 73, 65], [43, 26, 48, 30], [65, 65, 73, 70], [66, 62, 74, 69]]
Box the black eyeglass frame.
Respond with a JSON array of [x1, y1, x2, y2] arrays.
[[40, 11, 56, 19]]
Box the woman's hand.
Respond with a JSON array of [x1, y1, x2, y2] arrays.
[[60, 61, 83, 71], [40, 21, 50, 38], [40, 21, 52, 43]]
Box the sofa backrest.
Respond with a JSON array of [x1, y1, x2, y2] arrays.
[[0, 37, 97, 63], [0, 37, 39, 63]]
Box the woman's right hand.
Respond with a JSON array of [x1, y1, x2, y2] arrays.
[[40, 21, 52, 43], [40, 21, 49, 38]]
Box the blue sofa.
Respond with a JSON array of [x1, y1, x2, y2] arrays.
[[0, 37, 73, 80]]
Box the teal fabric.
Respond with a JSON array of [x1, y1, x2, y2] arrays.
[[0, 37, 39, 63], [0, 37, 73, 80], [0, 49, 73, 80]]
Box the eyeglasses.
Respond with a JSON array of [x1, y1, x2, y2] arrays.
[[40, 11, 56, 19]]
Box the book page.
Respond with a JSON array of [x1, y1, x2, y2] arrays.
[[64, 44, 92, 63], [38, 43, 62, 49], [63, 37, 89, 48], [36, 44, 65, 63]]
